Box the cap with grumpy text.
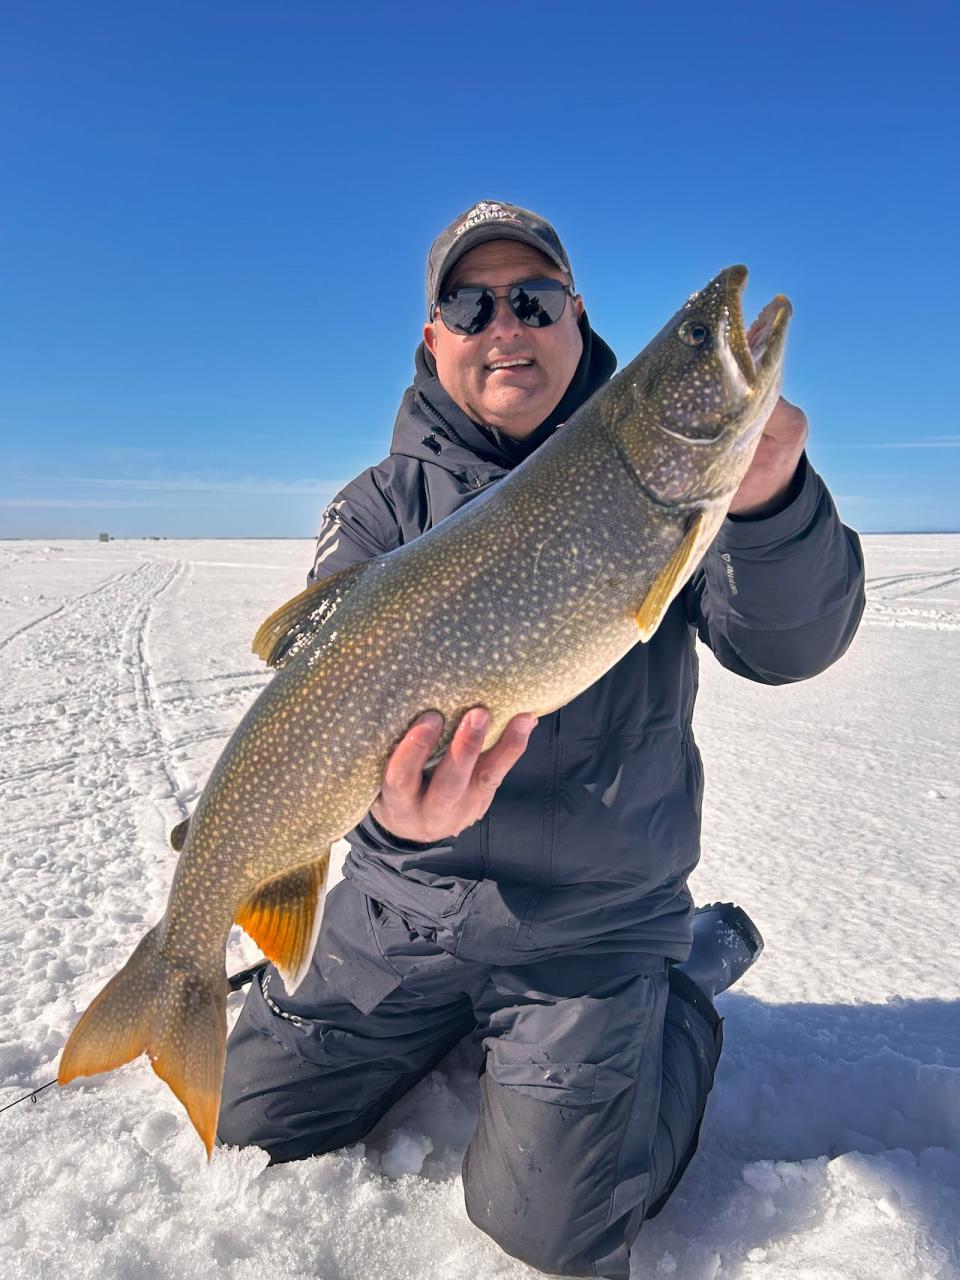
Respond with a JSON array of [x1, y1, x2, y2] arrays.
[[425, 200, 573, 319]]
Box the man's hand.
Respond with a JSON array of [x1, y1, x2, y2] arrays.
[[728, 396, 809, 517], [370, 708, 538, 844]]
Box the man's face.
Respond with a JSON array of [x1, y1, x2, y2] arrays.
[[424, 240, 584, 439]]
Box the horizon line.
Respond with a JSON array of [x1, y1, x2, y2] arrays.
[[2, 528, 960, 543]]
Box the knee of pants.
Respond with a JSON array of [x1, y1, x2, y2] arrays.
[[464, 1203, 632, 1280], [463, 1185, 627, 1280], [461, 1077, 640, 1280], [461, 970, 667, 1278], [216, 973, 381, 1163]]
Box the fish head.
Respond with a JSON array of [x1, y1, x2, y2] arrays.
[[605, 265, 792, 507]]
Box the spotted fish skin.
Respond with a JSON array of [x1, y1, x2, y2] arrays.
[[58, 265, 791, 1154]]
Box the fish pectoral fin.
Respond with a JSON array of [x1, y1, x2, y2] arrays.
[[635, 511, 709, 642], [170, 816, 191, 852], [252, 562, 370, 669], [235, 852, 330, 996], [58, 924, 228, 1159]]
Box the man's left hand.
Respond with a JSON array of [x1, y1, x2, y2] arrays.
[[728, 396, 808, 518]]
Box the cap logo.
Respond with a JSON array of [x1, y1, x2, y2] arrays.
[[455, 202, 524, 238]]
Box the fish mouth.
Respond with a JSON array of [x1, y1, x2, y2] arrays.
[[723, 265, 792, 389]]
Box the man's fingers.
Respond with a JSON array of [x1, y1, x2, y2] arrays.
[[474, 713, 538, 793], [426, 707, 490, 805], [381, 711, 444, 798], [374, 707, 538, 843]]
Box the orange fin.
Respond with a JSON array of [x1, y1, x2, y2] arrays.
[[635, 512, 709, 642], [252, 562, 369, 669], [151, 967, 227, 1159], [235, 852, 330, 996], [58, 925, 228, 1158], [170, 816, 191, 852]]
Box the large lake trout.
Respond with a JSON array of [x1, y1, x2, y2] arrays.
[[58, 265, 791, 1153]]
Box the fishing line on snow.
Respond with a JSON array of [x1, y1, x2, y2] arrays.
[[0, 1080, 57, 1115], [0, 961, 266, 1120]]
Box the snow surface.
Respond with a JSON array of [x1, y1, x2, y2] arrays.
[[0, 535, 957, 1280]]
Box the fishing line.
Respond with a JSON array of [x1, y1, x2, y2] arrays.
[[0, 961, 265, 1121], [0, 1080, 57, 1115]]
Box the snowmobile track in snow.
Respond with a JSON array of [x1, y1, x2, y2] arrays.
[[863, 565, 960, 630], [0, 566, 144, 653], [865, 566, 960, 595], [118, 558, 189, 822], [0, 558, 190, 837]]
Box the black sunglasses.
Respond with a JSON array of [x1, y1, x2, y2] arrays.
[[436, 277, 576, 336]]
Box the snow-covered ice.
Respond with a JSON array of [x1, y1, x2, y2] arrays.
[[0, 535, 957, 1279]]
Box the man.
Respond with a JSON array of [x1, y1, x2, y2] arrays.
[[219, 202, 865, 1277]]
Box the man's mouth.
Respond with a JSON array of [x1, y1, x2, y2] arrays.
[[486, 358, 535, 372]]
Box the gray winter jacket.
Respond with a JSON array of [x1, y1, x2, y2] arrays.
[[307, 323, 865, 966]]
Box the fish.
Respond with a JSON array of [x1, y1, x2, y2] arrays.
[[57, 265, 791, 1155]]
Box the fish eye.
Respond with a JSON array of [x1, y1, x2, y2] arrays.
[[679, 320, 710, 346]]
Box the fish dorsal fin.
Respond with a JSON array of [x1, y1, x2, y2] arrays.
[[234, 853, 330, 995], [170, 816, 191, 852], [252, 561, 369, 669], [635, 512, 709, 642]]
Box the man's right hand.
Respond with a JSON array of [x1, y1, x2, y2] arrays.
[[370, 707, 538, 844]]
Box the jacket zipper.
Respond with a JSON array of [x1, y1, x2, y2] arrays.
[[547, 712, 561, 885], [478, 811, 490, 879], [522, 713, 560, 941], [535, 713, 561, 887]]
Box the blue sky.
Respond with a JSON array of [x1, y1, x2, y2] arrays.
[[2, 0, 958, 538]]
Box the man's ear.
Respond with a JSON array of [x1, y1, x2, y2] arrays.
[[423, 320, 438, 356], [573, 293, 585, 321]]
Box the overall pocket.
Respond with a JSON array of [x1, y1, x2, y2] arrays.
[[315, 880, 404, 1015]]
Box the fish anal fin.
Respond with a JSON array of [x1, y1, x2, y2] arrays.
[[235, 852, 330, 996], [635, 512, 710, 642], [252, 562, 370, 669]]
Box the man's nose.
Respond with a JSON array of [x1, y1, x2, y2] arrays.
[[484, 290, 525, 340]]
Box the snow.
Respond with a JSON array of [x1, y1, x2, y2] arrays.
[[0, 534, 958, 1280]]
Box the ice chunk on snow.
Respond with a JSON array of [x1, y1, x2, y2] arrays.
[[133, 1108, 179, 1153], [380, 1130, 434, 1178], [742, 1161, 783, 1193]]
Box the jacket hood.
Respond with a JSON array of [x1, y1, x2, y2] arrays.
[[389, 313, 618, 474]]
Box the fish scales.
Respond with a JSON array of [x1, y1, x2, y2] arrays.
[[182, 422, 677, 914], [57, 265, 791, 1153], [178, 426, 670, 906]]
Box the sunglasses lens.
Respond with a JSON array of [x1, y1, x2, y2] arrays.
[[439, 288, 495, 335], [438, 280, 569, 335], [510, 280, 567, 327]]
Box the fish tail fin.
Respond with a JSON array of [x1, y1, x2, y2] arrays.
[[58, 925, 227, 1157]]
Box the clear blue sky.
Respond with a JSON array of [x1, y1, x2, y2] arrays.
[[2, 0, 958, 538]]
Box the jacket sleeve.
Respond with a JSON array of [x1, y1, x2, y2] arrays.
[[684, 454, 865, 684], [307, 466, 403, 583]]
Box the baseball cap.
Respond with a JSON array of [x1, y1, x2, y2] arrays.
[[426, 200, 574, 319]]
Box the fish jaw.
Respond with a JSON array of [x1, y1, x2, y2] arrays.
[[599, 265, 792, 510], [675, 264, 791, 414]]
